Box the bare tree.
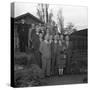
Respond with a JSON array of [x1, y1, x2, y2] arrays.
[[57, 9, 64, 34], [44, 4, 49, 23], [48, 10, 53, 24], [37, 3, 49, 23], [65, 22, 77, 34], [36, 3, 57, 35], [37, 4, 44, 22]]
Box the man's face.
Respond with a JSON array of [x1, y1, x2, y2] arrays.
[[21, 19, 25, 24], [65, 35, 69, 41], [32, 24, 35, 28]]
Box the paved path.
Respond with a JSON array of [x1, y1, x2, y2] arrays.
[[42, 74, 87, 86]]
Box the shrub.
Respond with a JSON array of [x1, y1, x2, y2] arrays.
[[14, 64, 46, 87]]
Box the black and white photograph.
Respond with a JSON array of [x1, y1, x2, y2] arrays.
[[11, 2, 88, 87]]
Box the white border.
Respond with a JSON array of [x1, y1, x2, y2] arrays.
[[0, 0, 89, 90]]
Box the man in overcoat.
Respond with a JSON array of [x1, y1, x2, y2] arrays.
[[17, 19, 29, 52]]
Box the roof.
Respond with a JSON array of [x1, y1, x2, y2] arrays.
[[70, 28, 88, 37], [70, 29, 88, 50], [15, 12, 44, 24]]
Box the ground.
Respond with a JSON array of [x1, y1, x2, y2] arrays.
[[14, 52, 87, 87], [42, 74, 87, 86]]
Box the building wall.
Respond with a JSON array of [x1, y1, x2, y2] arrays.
[[71, 36, 87, 51]]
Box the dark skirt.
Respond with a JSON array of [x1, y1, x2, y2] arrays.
[[56, 54, 66, 68]]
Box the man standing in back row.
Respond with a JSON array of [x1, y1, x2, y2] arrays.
[[17, 19, 29, 52]]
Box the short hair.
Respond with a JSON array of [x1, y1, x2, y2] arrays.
[[21, 19, 25, 23]]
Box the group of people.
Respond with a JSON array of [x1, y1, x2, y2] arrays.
[[15, 19, 72, 77], [39, 31, 70, 77]]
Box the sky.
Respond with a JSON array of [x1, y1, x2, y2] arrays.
[[13, 2, 88, 30]]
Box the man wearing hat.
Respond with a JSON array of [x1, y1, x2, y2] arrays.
[[17, 19, 29, 52]]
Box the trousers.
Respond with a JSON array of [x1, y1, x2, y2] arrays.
[[42, 56, 51, 76]]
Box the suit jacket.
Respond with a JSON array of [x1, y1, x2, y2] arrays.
[[17, 23, 29, 39], [39, 41, 51, 58], [31, 29, 40, 51]]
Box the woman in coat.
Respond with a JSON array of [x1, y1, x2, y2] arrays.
[[56, 35, 66, 76], [51, 34, 59, 75], [64, 35, 73, 74]]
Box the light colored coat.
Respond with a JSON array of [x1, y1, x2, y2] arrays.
[[39, 40, 51, 58]]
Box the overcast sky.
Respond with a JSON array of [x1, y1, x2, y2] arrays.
[[13, 2, 88, 30]]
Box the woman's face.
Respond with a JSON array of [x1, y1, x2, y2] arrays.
[[46, 29, 49, 33], [39, 33, 43, 38], [36, 25, 39, 29], [60, 35, 63, 40]]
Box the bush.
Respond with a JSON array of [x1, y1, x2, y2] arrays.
[[14, 57, 28, 66], [14, 64, 46, 87]]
